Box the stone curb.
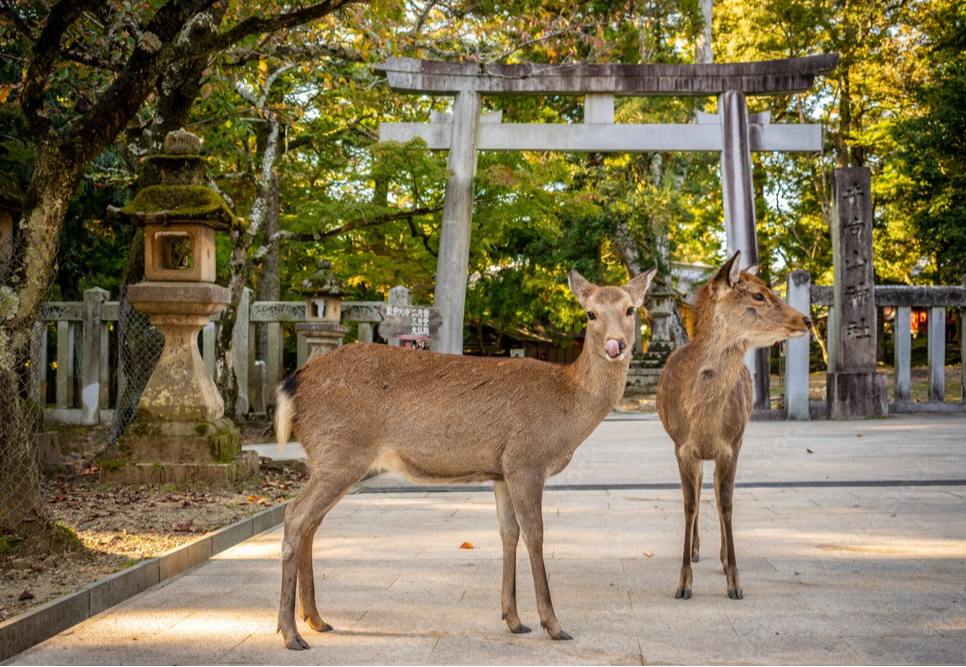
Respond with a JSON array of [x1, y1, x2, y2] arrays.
[[0, 501, 289, 663]]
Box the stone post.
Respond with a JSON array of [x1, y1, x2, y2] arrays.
[[433, 90, 482, 355], [927, 306, 945, 403], [962, 275, 966, 402], [785, 271, 811, 420], [894, 306, 911, 402], [231, 287, 252, 416], [81, 287, 108, 424], [827, 167, 887, 418], [388, 286, 412, 348]]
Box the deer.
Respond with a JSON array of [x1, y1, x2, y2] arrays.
[[273, 268, 657, 650], [656, 251, 810, 602]]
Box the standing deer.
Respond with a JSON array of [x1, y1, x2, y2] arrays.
[[274, 268, 656, 650], [656, 251, 810, 601]]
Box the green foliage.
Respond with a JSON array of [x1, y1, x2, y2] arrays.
[[890, 0, 966, 282]]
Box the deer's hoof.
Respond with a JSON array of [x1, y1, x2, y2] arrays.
[[553, 630, 573, 641], [285, 635, 310, 650], [728, 588, 744, 600], [691, 553, 700, 563], [511, 624, 532, 634], [675, 587, 692, 600], [304, 614, 333, 633]]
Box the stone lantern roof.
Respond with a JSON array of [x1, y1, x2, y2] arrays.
[[299, 259, 344, 297], [119, 129, 236, 230]]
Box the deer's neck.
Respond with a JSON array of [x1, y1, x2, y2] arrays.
[[563, 348, 629, 417], [688, 327, 751, 398]]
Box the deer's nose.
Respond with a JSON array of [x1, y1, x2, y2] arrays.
[[803, 316, 812, 330], [618, 339, 626, 352]]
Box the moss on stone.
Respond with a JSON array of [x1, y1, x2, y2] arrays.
[[97, 458, 124, 471], [121, 185, 236, 226]]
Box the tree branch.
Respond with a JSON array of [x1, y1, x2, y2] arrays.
[[188, 0, 359, 57], [19, 0, 102, 146], [286, 206, 443, 242]]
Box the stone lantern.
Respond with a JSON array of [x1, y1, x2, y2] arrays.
[[106, 129, 257, 487], [294, 260, 349, 360]]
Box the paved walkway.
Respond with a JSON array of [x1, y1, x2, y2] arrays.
[[9, 415, 966, 665]]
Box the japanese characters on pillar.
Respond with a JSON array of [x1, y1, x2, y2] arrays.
[[827, 167, 887, 418], [378, 304, 442, 350], [831, 168, 876, 372]]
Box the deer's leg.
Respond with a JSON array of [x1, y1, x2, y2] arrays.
[[506, 473, 571, 640], [278, 464, 365, 650], [714, 453, 743, 600], [675, 453, 702, 600], [298, 514, 333, 633], [494, 480, 530, 634], [691, 464, 703, 563]]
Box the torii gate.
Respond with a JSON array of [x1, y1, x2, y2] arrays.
[[376, 54, 839, 405]]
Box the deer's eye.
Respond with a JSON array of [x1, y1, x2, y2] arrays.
[[753, 293, 765, 302], [625, 307, 635, 316], [587, 312, 597, 321]]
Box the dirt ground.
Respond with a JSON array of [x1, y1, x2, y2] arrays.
[[0, 420, 305, 623]]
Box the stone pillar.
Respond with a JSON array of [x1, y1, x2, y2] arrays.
[[894, 306, 911, 402], [927, 306, 945, 403], [827, 167, 887, 418], [785, 270, 811, 420], [231, 287, 252, 416], [81, 287, 108, 424], [962, 275, 966, 402], [433, 90, 482, 355], [719, 91, 769, 409], [388, 285, 412, 348]]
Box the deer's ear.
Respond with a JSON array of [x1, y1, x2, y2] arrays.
[[713, 251, 742, 295], [745, 264, 760, 277], [568, 270, 595, 308], [624, 267, 657, 308]]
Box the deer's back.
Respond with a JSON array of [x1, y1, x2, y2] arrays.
[[288, 343, 593, 481]]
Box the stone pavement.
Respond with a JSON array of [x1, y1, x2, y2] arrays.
[[8, 415, 966, 665]]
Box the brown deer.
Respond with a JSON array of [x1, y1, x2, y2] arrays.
[[656, 251, 810, 601], [274, 268, 656, 650]]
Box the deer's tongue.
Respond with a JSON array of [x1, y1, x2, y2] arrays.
[[605, 339, 621, 358]]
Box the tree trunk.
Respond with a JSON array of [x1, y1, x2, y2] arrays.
[[216, 114, 281, 419], [695, 0, 713, 65], [255, 170, 281, 363], [0, 155, 81, 532]]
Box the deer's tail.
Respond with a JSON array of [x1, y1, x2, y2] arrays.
[[275, 372, 299, 452]]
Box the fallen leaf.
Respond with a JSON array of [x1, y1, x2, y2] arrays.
[[459, 542, 475, 549], [18, 590, 34, 601], [856, 433, 863, 438], [806, 448, 813, 454], [643, 551, 653, 558]]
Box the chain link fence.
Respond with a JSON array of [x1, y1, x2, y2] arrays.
[[108, 285, 164, 449], [0, 220, 52, 533]]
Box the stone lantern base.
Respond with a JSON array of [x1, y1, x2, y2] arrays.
[[103, 282, 257, 488], [294, 321, 349, 360]]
